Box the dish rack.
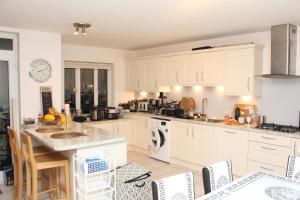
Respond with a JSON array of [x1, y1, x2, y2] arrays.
[[73, 153, 116, 200]]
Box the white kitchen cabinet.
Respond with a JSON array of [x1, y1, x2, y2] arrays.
[[248, 160, 286, 176], [224, 46, 263, 96], [87, 120, 133, 146], [218, 128, 249, 176], [202, 51, 225, 86], [126, 60, 145, 91], [182, 53, 204, 86], [161, 55, 184, 86], [193, 124, 221, 166], [132, 116, 150, 151], [142, 58, 162, 92]]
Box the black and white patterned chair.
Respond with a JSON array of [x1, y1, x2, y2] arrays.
[[202, 160, 233, 194], [151, 172, 194, 200], [286, 155, 300, 182]]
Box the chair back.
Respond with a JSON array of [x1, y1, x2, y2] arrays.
[[7, 127, 22, 164], [287, 155, 300, 181], [20, 132, 35, 165], [152, 172, 194, 200], [202, 160, 233, 194]]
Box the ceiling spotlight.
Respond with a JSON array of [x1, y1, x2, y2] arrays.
[[73, 23, 91, 36]]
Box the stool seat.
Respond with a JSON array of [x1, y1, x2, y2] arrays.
[[34, 153, 68, 169], [33, 146, 52, 156]]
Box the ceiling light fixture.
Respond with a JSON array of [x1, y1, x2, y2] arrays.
[[73, 23, 91, 36]]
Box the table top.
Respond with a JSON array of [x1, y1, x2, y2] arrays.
[[196, 171, 300, 200]]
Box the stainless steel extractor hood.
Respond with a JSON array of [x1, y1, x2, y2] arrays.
[[262, 24, 298, 78]]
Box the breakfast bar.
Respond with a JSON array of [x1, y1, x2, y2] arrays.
[[24, 122, 127, 199]]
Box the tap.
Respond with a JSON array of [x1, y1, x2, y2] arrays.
[[201, 98, 208, 118]]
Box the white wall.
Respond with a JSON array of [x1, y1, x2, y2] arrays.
[[0, 26, 62, 120], [61, 44, 135, 106], [136, 29, 300, 126]]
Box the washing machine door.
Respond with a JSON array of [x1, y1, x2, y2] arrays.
[[151, 127, 166, 153]]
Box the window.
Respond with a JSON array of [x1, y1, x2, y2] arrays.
[[0, 38, 13, 51], [64, 61, 112, 114]]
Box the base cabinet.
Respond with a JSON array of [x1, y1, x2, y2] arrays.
[[132, 116, 150, 151]]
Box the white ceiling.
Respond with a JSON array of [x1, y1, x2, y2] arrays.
[[0, 0, 300, 50]]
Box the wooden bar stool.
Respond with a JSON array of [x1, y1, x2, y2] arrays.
[[7, 128, 52, 200], [21, 133, 70, 200]]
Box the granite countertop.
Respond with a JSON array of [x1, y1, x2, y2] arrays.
[[24, 122, 126, 151], [127, 112, 300, 139]]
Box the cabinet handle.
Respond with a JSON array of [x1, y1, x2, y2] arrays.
[[138, 79, 140, 89], [117, 124, 120, 133], [260, 146, 277, 151], [201, 70, 204, 82], [155, 79, 158, 89], [196, 70, 199, 82], [247, 77, 250, 91], [224, 130, 237, 134], [176, 71, 179, 82], [145, 120, 148, 129], [259, 166, 275, 171], [261, 136, 276, 140]]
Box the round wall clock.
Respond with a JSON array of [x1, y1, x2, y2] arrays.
[[29, 59, 52, 82]]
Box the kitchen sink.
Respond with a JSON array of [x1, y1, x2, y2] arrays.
[[51, 132, 83, 139], [196, 118, 224, 123]]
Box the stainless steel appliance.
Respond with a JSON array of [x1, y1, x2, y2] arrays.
[[256, 123, 299, 133], [262, 24, 298, 78], [90, 106, 105, 121], [138, 100, 149, 112]]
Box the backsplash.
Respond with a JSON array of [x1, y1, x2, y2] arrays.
[[135, 78, 300, 126]]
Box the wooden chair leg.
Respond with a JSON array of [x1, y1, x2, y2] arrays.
[[48, 169, 54, 200], [64, 163, 71, 200], [26, 163, 31, 200], [17, 160, 23, 200], [31, 167, 38, 200], [41, 171, 46, 192], [56, 167, 61, 198], [13, 164, 17, 200]]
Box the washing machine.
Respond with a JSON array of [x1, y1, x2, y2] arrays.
[[149, 117, 171, 162]]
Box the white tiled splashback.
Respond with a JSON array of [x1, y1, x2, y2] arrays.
[[135, 78, 300, 126]]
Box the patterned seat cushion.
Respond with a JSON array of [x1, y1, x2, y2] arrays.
[[287, 156, 300, 182], [152, 172, 194, 200]]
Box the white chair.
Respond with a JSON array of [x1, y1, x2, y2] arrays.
[[287, 155, 300, 181], [151, 172, 194, 200], [202, 160, 233, 194]]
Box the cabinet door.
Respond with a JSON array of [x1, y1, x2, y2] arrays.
[[182, 53, 204, 86], [203, 51, 225, 86], [116, 120, 133, 145], [161, 56, 184, 86], [193, 125, 221, 166], [126, 60, 145, 91], [224, 48, 253, 96], [143, 58, 161, 92], [218, 128, 249, 176], [171, 121, 195, 162], [88, 122, 115, 132], [133, 116, 150, 150]]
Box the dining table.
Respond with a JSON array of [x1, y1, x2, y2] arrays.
[[196, 171, 300, 200]]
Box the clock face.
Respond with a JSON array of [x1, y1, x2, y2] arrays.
[[29, 59, 52, 82]]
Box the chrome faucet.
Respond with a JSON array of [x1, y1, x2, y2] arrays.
[[201, 98, 208, 119]]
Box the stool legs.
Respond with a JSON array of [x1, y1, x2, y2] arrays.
[[64, 163, 71, 200], [56, 167, 61, 199], [17, 160, 23, 200], [48, 169, 54, 200], [26, 163, 31, 200], [31, 167, 38, 200]]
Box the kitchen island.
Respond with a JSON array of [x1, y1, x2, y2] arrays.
[[24, 122, 127, 200]]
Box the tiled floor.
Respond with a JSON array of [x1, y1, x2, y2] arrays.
[[128, 151, 205, 198], [0, 150, 205, 199]]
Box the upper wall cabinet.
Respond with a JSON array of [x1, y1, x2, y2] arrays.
[[224, 46, 263, 96], [126, 44, 263, 96]]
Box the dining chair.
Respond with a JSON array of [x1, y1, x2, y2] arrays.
[[202, 160, 233, 194], [286, 155, 300, 181], [151, 172, 195, 200]]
